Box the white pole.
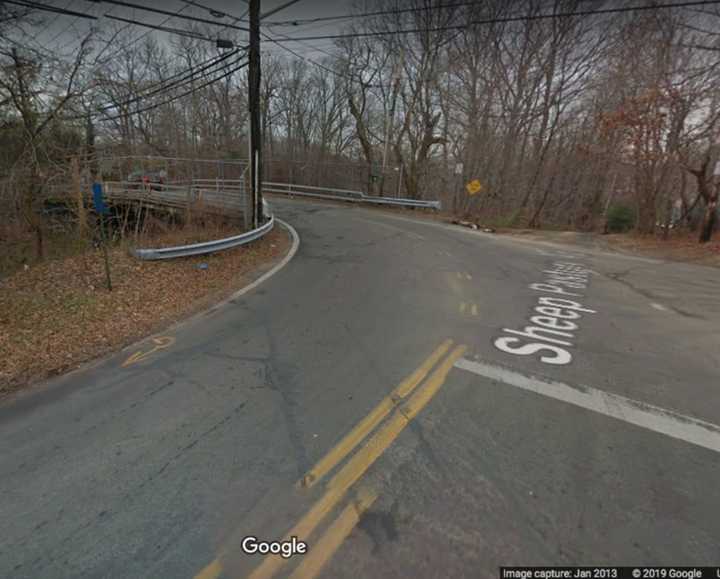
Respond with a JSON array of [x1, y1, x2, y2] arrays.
[[255, 150, 259, 227]]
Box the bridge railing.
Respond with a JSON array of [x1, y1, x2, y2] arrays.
[[103, 180, 247, 214], [262, 181, 441, 210], [102, 178, 273, 260]]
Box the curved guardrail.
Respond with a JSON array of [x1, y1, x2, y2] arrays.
[[132, 204, 274, 260], [263, 182, 441, 210]]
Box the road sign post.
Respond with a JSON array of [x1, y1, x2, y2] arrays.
[[92, 183, 113, 292]]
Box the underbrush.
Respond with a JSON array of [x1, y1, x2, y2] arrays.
[[1, 208, 244, 276]]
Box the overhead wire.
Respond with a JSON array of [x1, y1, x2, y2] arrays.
[[89, 1, 193, 68], [34, 0, 76, 37], [104, 14, 230, 43], [258, 29, 382, 89], [177, 0, 250, 42], [264, 0, 720, 43], [180, 0, 246, 21], [95, 54, 249, 121], [83, 0, 249, 31], [3, 0, 97, 19], [88, 45, 247, 117], [264, 0, 481, 26]]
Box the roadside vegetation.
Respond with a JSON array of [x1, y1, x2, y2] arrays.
[[2, 1, 720, 390], [3, 1, 720, 258], [0, 227, 288, 396]]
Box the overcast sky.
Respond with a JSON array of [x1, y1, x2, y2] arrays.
[[14, 0, 360, 61]]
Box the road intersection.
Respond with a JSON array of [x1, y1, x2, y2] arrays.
[[1, 198, 719, 578]]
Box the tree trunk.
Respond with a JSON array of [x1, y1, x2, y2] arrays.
[[635, 191, 657, 235], [35, 224, 44, 260], [662, 194, 673, 240], [699, 199, 717, 243], [72, 157, 86, 238]]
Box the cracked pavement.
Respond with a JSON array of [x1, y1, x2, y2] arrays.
[[1, 198, 719, 578]]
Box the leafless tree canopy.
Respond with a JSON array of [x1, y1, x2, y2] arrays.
[[2, 0, 720, 250]]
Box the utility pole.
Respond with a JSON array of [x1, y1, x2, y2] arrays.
[[248, 0, 263, 228]]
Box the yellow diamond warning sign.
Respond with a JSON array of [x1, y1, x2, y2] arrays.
[[466, 179, 483, 195]]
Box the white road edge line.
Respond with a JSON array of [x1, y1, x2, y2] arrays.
[[138, 218, 300, 327], [454, 357, 720, 454], [228, 218, 300, 301]]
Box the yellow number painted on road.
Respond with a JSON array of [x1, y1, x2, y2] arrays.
[[121, 336, 175, 367]]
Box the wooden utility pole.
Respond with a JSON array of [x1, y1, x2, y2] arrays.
[[248, 0, 263, 227]]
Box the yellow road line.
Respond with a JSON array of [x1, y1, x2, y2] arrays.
[[193, 559, 223, 579], [248, 344, 467, 579], [327, 344, 466, 492], [288, 488, 378, 579], [298, 339, 454, 489]]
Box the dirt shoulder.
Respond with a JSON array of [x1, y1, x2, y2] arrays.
[[0, 225, 291, 396], [497, 228, 720, 267]]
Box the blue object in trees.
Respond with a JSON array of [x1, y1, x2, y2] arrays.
[[92, 182, 108, 214]]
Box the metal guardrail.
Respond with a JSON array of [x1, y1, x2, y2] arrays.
[[263, 182, 441, 210], [361, 196, 442, 209], [133, 209, 274, 260], [84, 178, 271, 260]]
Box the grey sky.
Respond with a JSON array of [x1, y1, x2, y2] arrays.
[[14, 0, 359, 61]]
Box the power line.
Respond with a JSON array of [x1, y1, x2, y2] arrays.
[[89, 47, 246, 117], [90, 2, 192, 68], [49, 5, 101, 55], [105, 14, 235, 45], [259, 29, 381, 87], [93, 54, 250, 121], [265, 0, 481, 26], [262, 25, 337, 59], [4, 0, 97, 20], [84, 0, 250, 31], [1, 2, 89, 60], [34, 0, 76, 37], [261, 30, 339, 75], [180, 0, 245, 21], [260, 0, 303, 21], [266, 0, 720, 43], [179, 0, 251, 51]]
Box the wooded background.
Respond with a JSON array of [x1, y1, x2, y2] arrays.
[[2, 0, 720, 265]]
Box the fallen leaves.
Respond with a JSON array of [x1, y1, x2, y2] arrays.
[[603, 232, 720, 265], [0, 227, 290, 396]]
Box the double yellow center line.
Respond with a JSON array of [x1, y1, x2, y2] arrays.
[[299, 338, 456, 489], [195, 339, 466, 579]]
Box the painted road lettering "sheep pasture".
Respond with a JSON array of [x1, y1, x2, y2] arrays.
[[494, 262, 596, 365]]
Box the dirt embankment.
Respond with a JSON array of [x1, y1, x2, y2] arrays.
[[496, 228, 720, 267], [0, 226, 290, 396]]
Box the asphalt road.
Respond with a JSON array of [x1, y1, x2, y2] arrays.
[[1, 197, 719, 579]]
